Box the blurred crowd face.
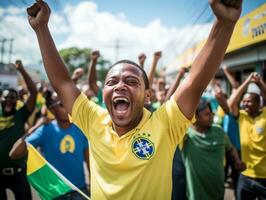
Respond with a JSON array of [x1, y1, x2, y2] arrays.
[[48, 95, 69, 123], [157, 78, 166, 91], [154, 78, 166, 104], [150, 89, 156, 103], [196, 106, 213, 129], [36, 82, 43, 92], [156, 90, 166, 104], [103, 63, 149, 131], [1, 89, 18, 116], [242, 93, 260, 117]]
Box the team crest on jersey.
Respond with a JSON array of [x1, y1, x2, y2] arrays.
[[60, 134, 75, 153], [132, 137, 155, 160]]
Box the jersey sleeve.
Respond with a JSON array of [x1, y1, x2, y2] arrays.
[[26, 125, 45, 147], [154, 96, 195, 146], [71, 93, 107, 139]]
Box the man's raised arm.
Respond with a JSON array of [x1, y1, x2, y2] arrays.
[[174, 0, 242, 119], [27, 1, 80, 114], [148, 51, 162, 89], [11, 60, 37, 112], [87, 50, 100, 95], [138, 53, 146, 68], [252, 73, 266, 102], [228, 73, 254, 116]]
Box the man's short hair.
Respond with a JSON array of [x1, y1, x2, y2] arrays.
[[5, 88, 18, 98], [43, 90, 54, 108], [196, 98, 212, 115], [109, 60, 149, 90], [245, 92, 260, 104]]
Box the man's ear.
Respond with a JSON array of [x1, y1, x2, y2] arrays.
[[145, 89, 151, 105]]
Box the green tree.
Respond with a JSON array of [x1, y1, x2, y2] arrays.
[[59, 47, 111, 82]]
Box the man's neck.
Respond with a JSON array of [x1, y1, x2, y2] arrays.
[[2, 110, 15, 117], [113, 113, 144, 137], [249, 110, 261, 118], [57, 120, 71, 129], [193, 125, 210, 133]]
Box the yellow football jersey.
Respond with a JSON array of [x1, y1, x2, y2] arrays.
[[72, 93, 194, 200], [16, 100, 24, 110], [238, 108, 266, 178]]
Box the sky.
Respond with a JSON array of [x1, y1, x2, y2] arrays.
[[0, 0, 265, 75]]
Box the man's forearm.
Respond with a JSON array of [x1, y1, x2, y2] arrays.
[[223, 68, 239, 89], [9, 138, 28, 160], [174, 20, 237, 119], [35, 25, 81, 114], [228, 77, 250, 110], [165, 70, 184, 101], [230, 147, 241, 163], [148, 60, 158, 89], [18, 67, 37, 96], [189, 20, 236, 94], [229, 146, 246, 172], [18, 66, 37, 112], [36, 26, 72, 90], [258, 79, 266, 101], [88, 59, 98, 94], [218, 99, 230, 114]]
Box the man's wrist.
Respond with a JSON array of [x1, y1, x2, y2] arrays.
[[215, 19, 236, 30], [35, 24, 49, 35], [17, 67, 25, 73]]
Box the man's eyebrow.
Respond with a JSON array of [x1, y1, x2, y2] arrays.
[[125, 75, 140, 79], [106, 74, 119, 79]]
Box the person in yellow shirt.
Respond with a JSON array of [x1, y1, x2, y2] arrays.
[[230, 72, 266, 200], [16, 86, 28, 110], [26, 0, 242, 199], [0, 60, 37, 200]]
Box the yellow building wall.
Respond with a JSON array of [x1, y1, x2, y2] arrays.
[[170, 3, 266, 69]]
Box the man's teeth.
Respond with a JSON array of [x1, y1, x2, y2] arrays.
[[114, 97, 129, 103]]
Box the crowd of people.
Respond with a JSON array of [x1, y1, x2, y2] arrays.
[[1, 0, 266, 200]]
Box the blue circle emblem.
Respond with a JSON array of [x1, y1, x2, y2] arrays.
[[132, 137, 155, 160]]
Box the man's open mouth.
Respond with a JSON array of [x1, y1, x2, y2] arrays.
[[113, 97, 130, 112], [4, 102, 14, 112]]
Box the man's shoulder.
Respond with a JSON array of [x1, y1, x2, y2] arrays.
[[261, 107, 266, 115], [70, 123, 87, 137], [211, 124, 224, 131], [154, 96, 194, 123], [186, 127, 200, 139], [209, 125, 226, 137], [72, 92, 107, 120], [35, 121, 56, 133]]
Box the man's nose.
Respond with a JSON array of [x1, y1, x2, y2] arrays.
[[114, 81, 126, 91]]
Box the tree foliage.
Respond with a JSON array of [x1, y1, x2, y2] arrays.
[[59, 47, 111, 82]]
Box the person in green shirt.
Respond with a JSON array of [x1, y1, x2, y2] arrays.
[[0, 60, 37, 200], [181, 98, 245, 200]]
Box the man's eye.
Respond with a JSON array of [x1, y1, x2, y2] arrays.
[[127, 80, 137, 85], [106, 80, 117, 85]]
